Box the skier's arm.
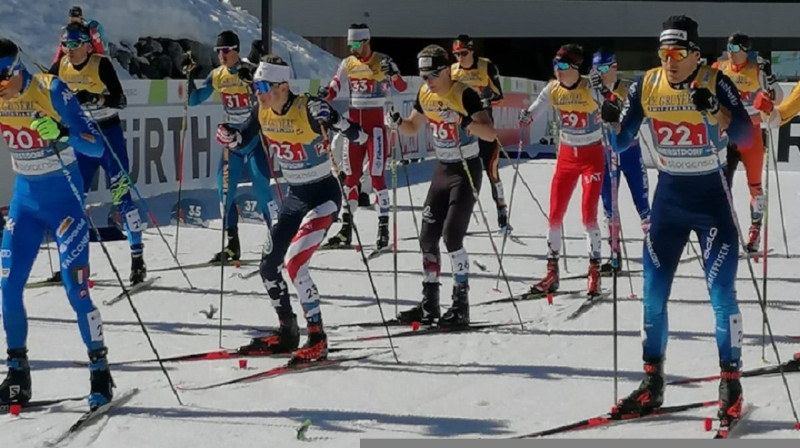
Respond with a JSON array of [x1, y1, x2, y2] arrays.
[[486, 61, 504, 102], [307, 96, 366, 143], [97, 57, 126, 109], [773, 82, 800, 126], [394, 91, 428, 135], [714, 73, 753, 147], [525, 85, 553, 124], [187, 71, 215, 106], [614, 78, 646, 151], [235, 104, 262, 144], [461, 87, 497, 142], [324, 60, 347, 102], [48, 78, 104, 157], [47, 60, 60, 76]]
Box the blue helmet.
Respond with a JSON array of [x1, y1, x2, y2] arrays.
[[592, 49, 616, 67], [0, 39, 22, 81]]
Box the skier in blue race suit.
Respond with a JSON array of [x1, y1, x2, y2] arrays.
[[589, 49, 651, 273], [599, 16, 753, 430], [0, 38, 116, 409]]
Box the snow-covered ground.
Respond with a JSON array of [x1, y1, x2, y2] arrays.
[[4, 157, 800, 445], [0, 0, 339, 79]]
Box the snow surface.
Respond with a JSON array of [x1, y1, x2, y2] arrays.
[[0, 0, 339, 79], [4, 158, 800, 445]]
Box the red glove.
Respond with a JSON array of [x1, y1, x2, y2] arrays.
[[753, 91, 774, 114], [216, 124, 242, 149]]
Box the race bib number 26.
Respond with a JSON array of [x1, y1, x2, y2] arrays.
[[429, 122, 458, 143], [652, 119, 707, 148]]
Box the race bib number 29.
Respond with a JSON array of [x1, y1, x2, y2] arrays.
[[559, 110, 588, 129], [652, 119, 707, 147]]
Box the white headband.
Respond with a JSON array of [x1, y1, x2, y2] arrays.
[[347, 28, 370, 42], [253, 61, 291, 83]]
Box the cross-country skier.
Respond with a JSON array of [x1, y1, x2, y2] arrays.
[[0, 38, 115, 408], [51, 5, 107, 65], [386, 45, 497, 326], [753, 79, 800, 126], [320, 23, 407, 254], [223, 55, 368, 363], [519, 44, 605, 297], [49, 22, 146, 285], [588, 48, 651, 273], [599, 16, 753, 430], [449, 34, 509, 232], [712, 32, 783, 253], [181, 30, 278, 263]]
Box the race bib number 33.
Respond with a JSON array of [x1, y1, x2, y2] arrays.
[[652, 119, 707, 148], [349, 78, 375, 93]]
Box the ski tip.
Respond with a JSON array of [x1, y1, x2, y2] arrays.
[[9, 403, 20, 416]]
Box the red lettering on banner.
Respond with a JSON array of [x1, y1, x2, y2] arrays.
[[651, 119, 707, 147]]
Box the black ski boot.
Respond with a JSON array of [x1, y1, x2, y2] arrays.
[[612, 359, 664, 416], [238, 314, 300, 355], [322, 213, 352, 249], [376, 216, 389, 251], [0, 348, 31, 404], [88, 347, 114, 410], [130, 251, 147, 285], [497, 205, 510, 233], [439, 282, 470, 327], [718, 364, 743, 427], [397, 282, 440, 324], [210, 229, 241, 263], [45, 271, 62, 284], [290, 320, 328, 365], [358, 191, 371, 208]]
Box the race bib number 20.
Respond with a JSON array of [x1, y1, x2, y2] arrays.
[[1, 126, 46, 150]]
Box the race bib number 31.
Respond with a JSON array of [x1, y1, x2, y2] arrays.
[[652, 119, 707, 148], [222, 92, 250, 110]]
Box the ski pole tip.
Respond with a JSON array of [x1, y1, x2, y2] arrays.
[[546, 294, 553, 305], [88, 280, 95, 289], [9, 403, 20, 416], [703, 417, 712, 432], [411, 321, 420, 331], [795, 422, 800, 431]]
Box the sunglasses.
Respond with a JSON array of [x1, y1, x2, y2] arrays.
[[594, 63, 614, 74], [453, 50, 470, 57], [348, 40, 366, 50], [553, 61, 578, 71], [420, 68, 445, 81], [61, 40, 85, 50], [658, 47, 690, 62], [214, 46, 236, 54], [252, 80, 283, 94], [727, 43, 744, 53]]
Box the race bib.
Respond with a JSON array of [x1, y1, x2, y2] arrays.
[[559, 110, 589, 130], [651, 119, 707, 148], [1, 126, 47, 150]]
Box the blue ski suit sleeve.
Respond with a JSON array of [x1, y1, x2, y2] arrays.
[[48, 77, 104, 158], [187, 72, 215, 106], [614, 76, 645, 153], [715, 72, 753, 148]]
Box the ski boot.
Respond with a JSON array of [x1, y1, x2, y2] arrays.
[[439, 282, 469, 327], [290, 321, 328, 365], [587, 259, 601, 296], [358, 191, 371, 208], [322, 213, 352, 249], [44, 271, 62, 284], [745, 223, 761, 254], [130, 252, 147, 286], [0, 348, 31, 404], [376, 216, 390, 251], [530, 257, 559, 294], [397, 282, 440, 324], [238, 314, 300, 355], [718, 365, 743, 428], [612, 359, 664, 416], [497, 206, 511, 234], [88, 347, 114, 410], [210, 229, 241, 263]]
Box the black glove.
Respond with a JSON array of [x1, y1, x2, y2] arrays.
[[236, 64, 254, 83], [317, 85, 330, 99], [74, 90, 101, 105], [459, 113, 473, 130], [248, 39, 266, 63], [600, 99, 622, 123], [181, 51, 197, 76], [380, 57, 398, 77], [689, 86, 720, 114]]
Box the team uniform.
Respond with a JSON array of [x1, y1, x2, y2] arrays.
[[524, 77, 605, 294], [233, 64, 368, 362], [188, 62, 277, 261], [450, 57, 508, 229], [0, 64, 114, 408], [323, 51, 406, 249], [49, 53, 147, 284], [611, 64, 753, 419], [713, 56, 782, 252], [396, 81, 485, 327], [51, 18, 106, 65]]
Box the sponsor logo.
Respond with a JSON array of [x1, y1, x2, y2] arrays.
[[59, 218, 87, 253], [60, 232, 89, 270], [56, 216, 74, 238], [4, 218, 14, 234], [71, 265, 88, 285]]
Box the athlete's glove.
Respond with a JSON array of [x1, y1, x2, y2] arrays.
[[589, 70, 613, 99], [317, 85, 330, 100], [216, 123, 242, 149], [688, 86, 720, 114], [518, 109, 532, 126], [459, 113, 473, 130], [308, 98, 332, 121], [480, 88, 494, 109], [236, 64, 254, 83], [384, 105, 403, 129], [600, 99, 622, 123], [181, 51, 197, 76], [753, 90, 782, 128], [31, 116, 68, 142], [74, 90, 102, 105], [380, 57, 398, 77], [353, 128, 369, 145]]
